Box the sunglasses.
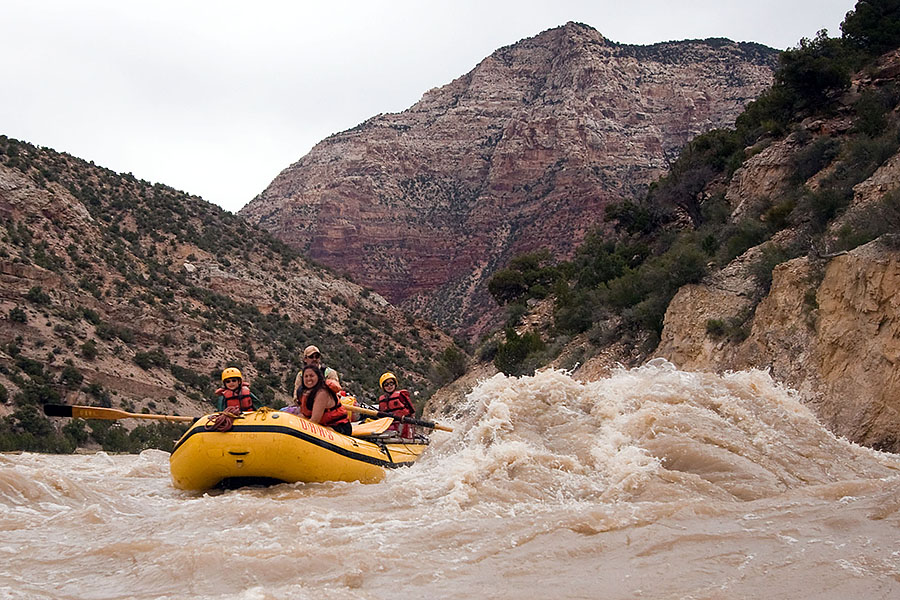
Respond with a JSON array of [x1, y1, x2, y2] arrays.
[[306, 353, 321, 359], [224, 378, 240, 384]]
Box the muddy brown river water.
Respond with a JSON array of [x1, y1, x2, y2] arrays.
[[2, 361, 899, 599]]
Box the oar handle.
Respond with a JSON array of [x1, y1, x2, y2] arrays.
[[343, 404, 454, 432]]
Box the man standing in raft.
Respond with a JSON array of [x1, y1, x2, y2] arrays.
[[293, 345, 341, 398]]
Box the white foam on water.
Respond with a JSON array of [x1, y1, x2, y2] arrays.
[[2, 363, 899, 599]]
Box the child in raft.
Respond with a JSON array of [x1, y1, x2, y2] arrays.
[[377, 371, 416, 439], [214, 367, 261, 412]]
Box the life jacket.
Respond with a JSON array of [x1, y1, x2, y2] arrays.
[[378, 389, 415, 438], [216, 383, 254, 411], [378, 389, 414, 417], [319, 365, 343, 394], [324, 375, 342, 395], [299, 387, 350, 429], [293, 366, 342, 397]]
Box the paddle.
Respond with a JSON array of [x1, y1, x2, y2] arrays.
[[43, 404, 197, 423], [350, 417, 394, 437], [343, 404, 454, 432]]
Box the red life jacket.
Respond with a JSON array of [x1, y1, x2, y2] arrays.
[[300, 388, 350, 429], [378, 389, 414, 417], [379, 389, 415, 437], [216, 383, 254, 411]]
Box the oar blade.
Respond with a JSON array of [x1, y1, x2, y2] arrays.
[[43, 404, 74, 418], [344, 403, 454, 432], [351, 417, 394, 437]]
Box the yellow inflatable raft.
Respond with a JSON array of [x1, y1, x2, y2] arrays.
[[169, 408, 429, 491]]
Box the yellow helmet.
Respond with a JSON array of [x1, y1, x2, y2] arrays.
[[379, 372, 397, 389], [221, 367, 243, 382]]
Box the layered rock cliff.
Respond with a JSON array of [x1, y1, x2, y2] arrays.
[[657, 238, 900, 452], [241, 22, 778, 338], [653, 49, 900, 452]]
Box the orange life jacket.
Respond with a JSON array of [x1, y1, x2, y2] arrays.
[[378, 389, 415, 437], [300, 388, 350, 429], [215, 383, 254, 411], [378, 389, 414, 417]]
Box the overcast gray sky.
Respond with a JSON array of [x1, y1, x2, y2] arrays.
[[2, 0, 855, 212]]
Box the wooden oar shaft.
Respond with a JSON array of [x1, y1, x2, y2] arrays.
[[343, 404, 453, 432], [43, 404, 196, 423]]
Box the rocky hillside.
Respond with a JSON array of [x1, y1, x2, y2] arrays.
[[461, 8, 900, 454], [654, 48, 900, 452], [0, 138, 456, 452], [241, 22, 778, 339]]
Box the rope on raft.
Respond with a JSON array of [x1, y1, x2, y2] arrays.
[[204, 406, 242, 432]]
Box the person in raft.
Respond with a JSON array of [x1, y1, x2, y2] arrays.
[[295, 364, 352, 435], [215, 367, 261, 412], [377, 372, 416, 438], [292, 345, 341, 398], [292, 344, 363, 421]]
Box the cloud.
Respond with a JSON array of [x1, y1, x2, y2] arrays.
[[0, 0, 854, 211]]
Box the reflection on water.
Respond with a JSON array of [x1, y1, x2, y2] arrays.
[[2, 361, 899, 599]]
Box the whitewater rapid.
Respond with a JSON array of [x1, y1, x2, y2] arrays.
[[1, 360, 899, 599]]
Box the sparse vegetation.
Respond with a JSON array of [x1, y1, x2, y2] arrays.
[[485, 2, 900, 375], [0, 125, 456, 453]]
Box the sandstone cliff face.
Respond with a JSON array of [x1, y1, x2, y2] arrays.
[[654, 50, 900, 452], [657, 239, 900, 452], [241, 23, 777, 338]]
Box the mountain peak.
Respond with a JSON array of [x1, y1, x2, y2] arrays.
[[241, 28, 777, 338]]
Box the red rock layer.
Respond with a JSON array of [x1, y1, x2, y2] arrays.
[[241, 23, 777, 337]]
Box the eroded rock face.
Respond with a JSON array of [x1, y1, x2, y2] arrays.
[[814, 240, 900, 450], [241, 23, 777, 338], [653, 49, 900, 452], [657, 238, 900, 452]]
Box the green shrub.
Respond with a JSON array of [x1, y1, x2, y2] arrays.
[[80, 340, 98, 360], [62, 419, 89, 445], [705, 316, 751, 343], [494, 329, 546, 376], [841, 0, 900, 56], [437, 346, 467, 381], [854, 89, 893, 137], [554, 288, 597, 334], [505, 302, 528, 327], [776, 30, 855, 111], [719, 220, 770, 263], [791, 137, 841, 183], [0, 405, 76, 453], [59, 365, 84, 388], [133, 349, 169, 370], [25, 286, 51, 305], [833, 188, 900, 251], [802, 187, 853, 232], [80, 307, 101, 324], [487, 250, 558, 306], [170, 364, 210, 391], [476, 337, 500, 362]]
